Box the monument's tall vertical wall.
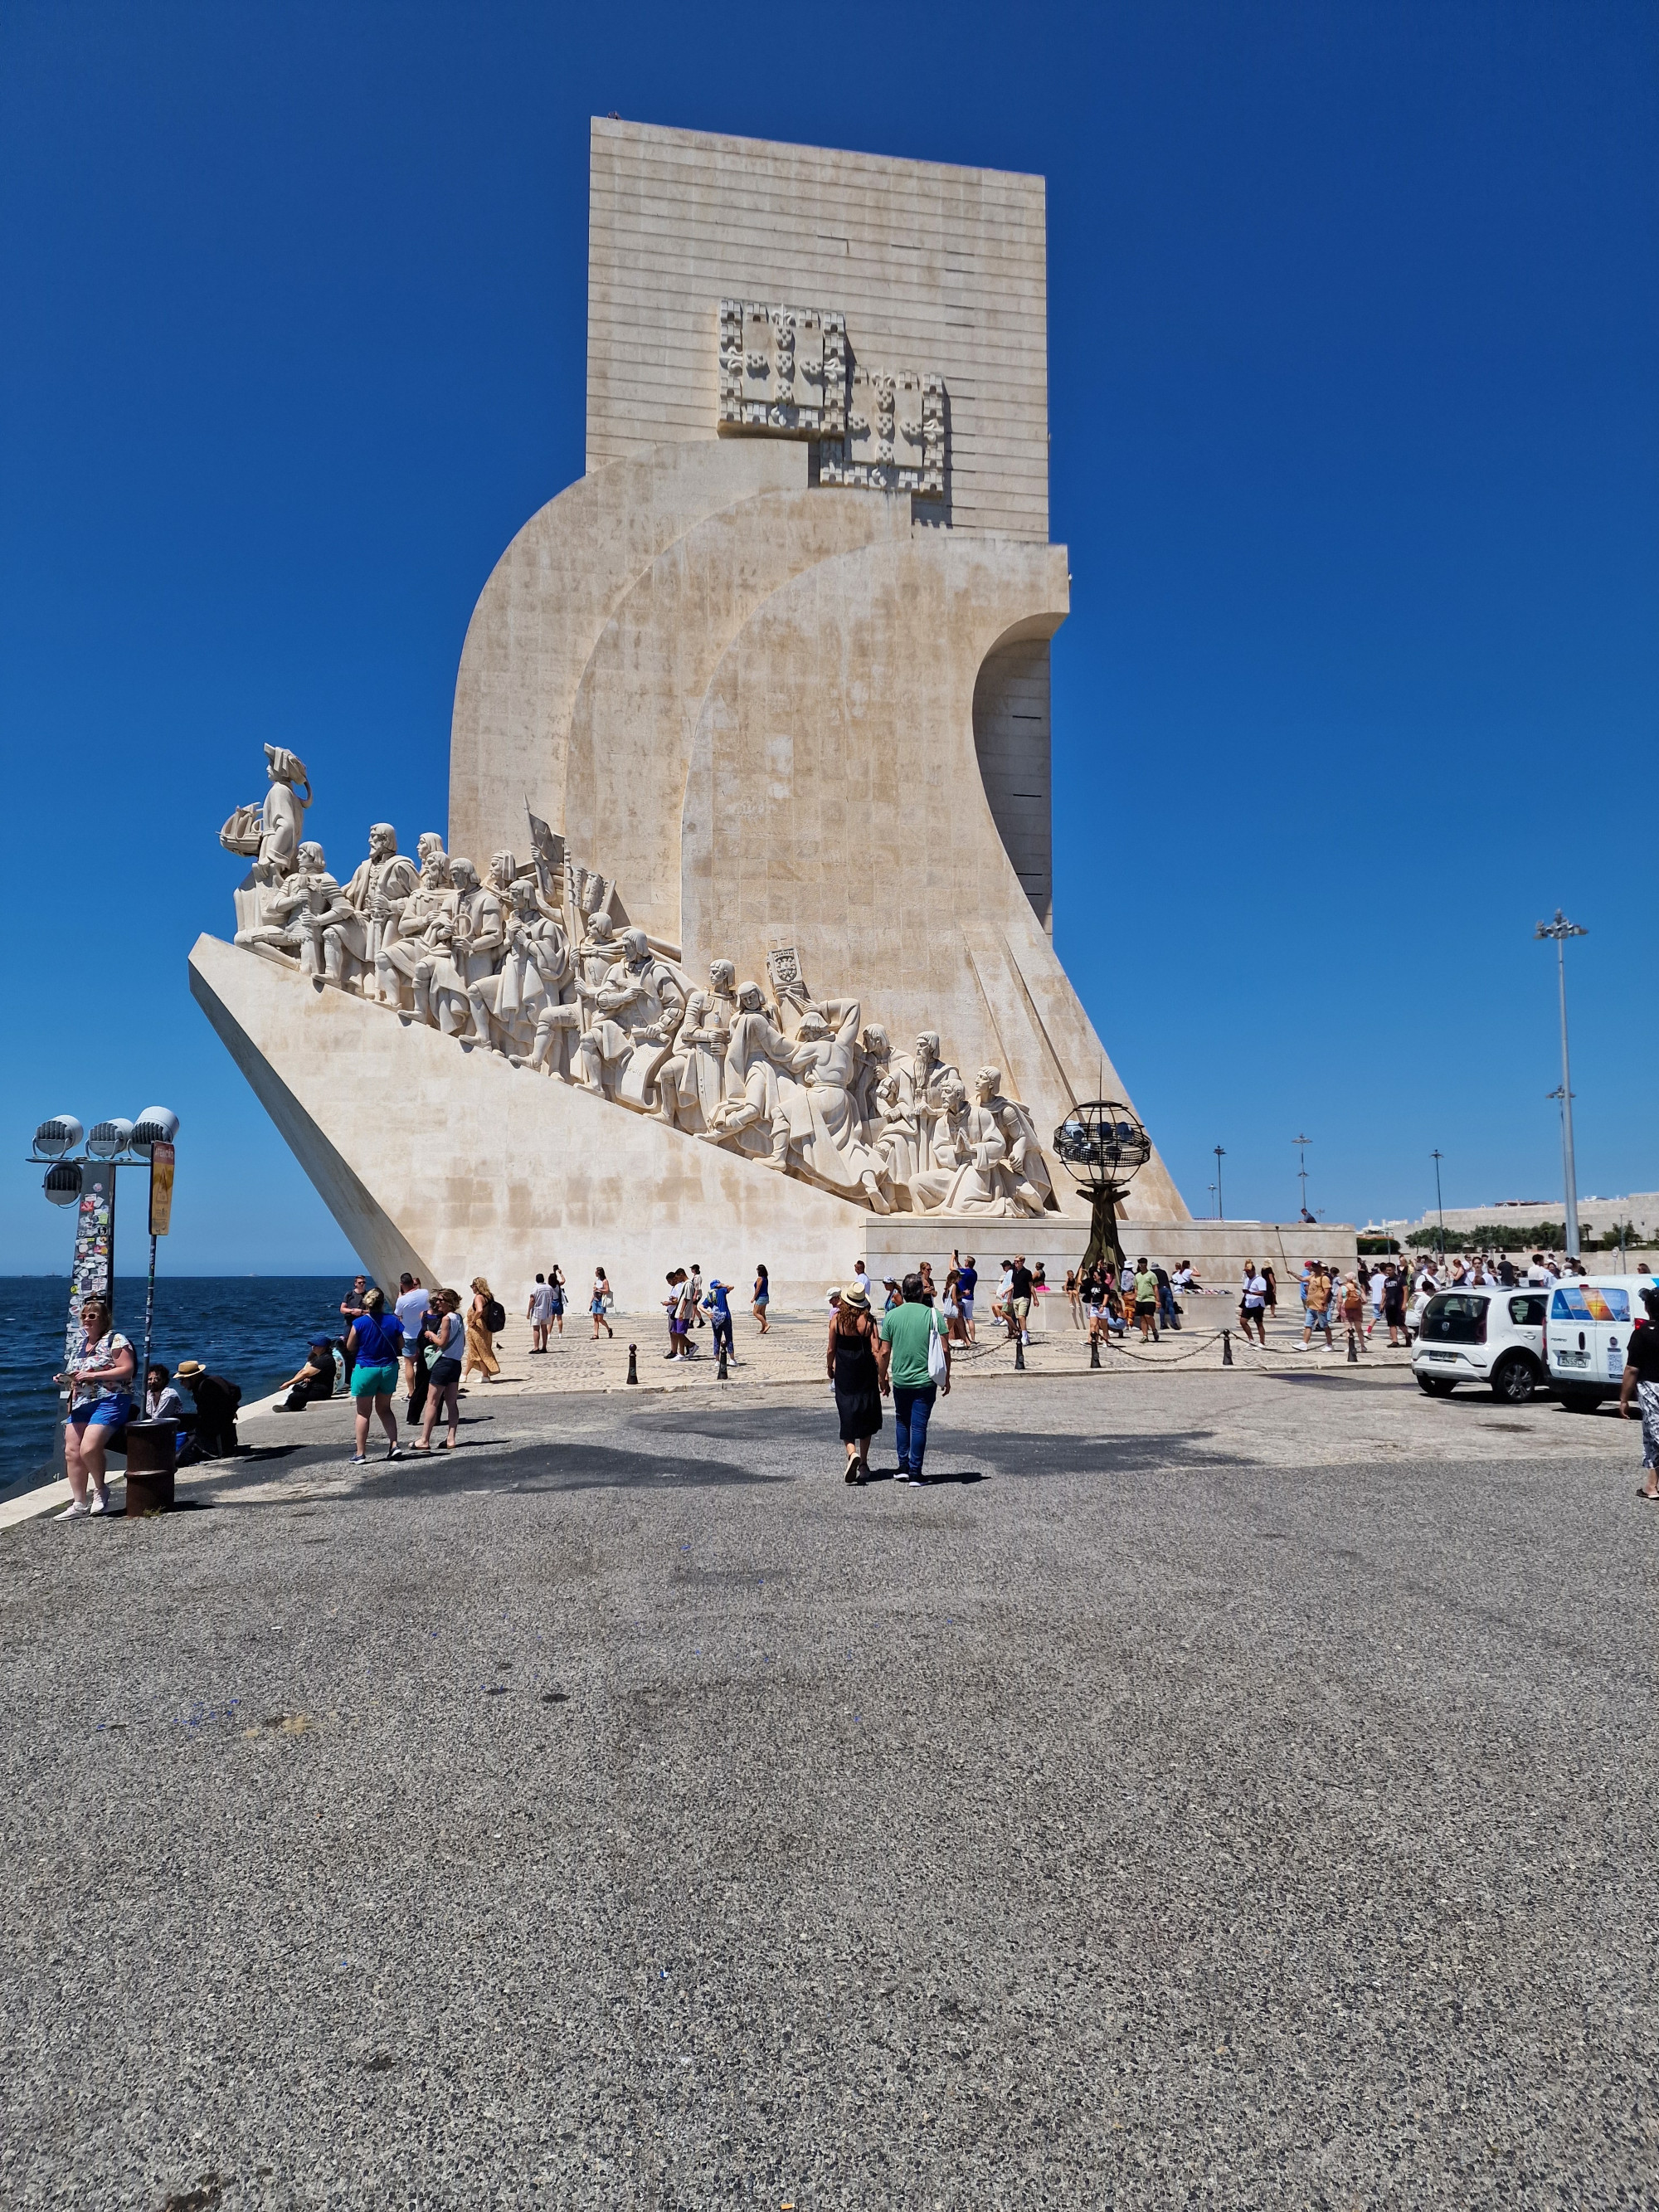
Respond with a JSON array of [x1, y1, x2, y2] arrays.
[[585, 119, 1051, 540]]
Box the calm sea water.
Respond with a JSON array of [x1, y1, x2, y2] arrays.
[[0, 1276, 365, 1498]]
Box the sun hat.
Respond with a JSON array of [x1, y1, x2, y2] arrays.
[[175, 1361, 207, 1379], [840, 1284, 870, 1312]]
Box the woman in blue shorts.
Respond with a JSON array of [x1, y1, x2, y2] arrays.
[[752, 1264, 771, 1335], [55, 1294, 135, 1518], [344, 1288, 404, 1464]]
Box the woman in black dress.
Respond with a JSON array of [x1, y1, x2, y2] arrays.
[[828, 1282, 883, 1484]]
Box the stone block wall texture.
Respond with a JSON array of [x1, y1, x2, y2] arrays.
[[586, 117, 1051, 543]]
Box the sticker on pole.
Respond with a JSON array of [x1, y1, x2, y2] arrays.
[[148, 1141, 175, 1236]]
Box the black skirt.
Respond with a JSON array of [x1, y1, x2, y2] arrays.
[[833, 1338, 883, 1442]]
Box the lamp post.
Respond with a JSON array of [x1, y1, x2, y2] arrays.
[[31, 1108, 178, 1424], [1214, 1146, 1225, 1222], [1431, 1149, 1446, 1260], [1535, 909, 1587, 1262], [1054, 1103, 1152, 1274], [1292, 1133, 1312, 1222]]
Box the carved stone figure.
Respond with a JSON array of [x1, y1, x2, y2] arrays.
[[469, 879, 572, 1056], [705, 982, 792, 1164], [908, 1078, 976, 1211], [657, 960, 738, 1133], [849, 1022, 890, 1133], [342, 826, 420, 999], [291, 855, 362, 986], [995, 1105, 1052, 1217], [236, 840, 328, 959], [972, 1068, 1056, 1213], [574, 928, 686, 1103], [248, 745, 311, 882], [776, 1000, 893, 1214], [416, 858, 504, 1035], [376, 844, 456, 1011]]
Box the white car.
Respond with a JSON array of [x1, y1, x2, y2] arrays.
[[1546, 1274, 1654, 1411], [1411, 1285, 1550, 1403]]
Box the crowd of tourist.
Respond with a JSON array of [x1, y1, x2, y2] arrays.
[[49, 1234, 1659, 1518]]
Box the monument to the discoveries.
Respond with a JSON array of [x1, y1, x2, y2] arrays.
[[190, 119, 1353, 1299]]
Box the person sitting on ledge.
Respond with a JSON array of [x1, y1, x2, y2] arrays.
[[173, 1362, 242, 1459], [274, 1337, 338, 1413], [144, 1364, 186, 1424]]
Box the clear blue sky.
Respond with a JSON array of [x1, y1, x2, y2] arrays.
[[3, 1, 1653, 1272]]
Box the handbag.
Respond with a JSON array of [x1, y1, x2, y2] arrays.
[[927, 1317, 948, 1382]]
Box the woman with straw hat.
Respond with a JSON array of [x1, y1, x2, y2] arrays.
[[827, 1281, 883, 1485]]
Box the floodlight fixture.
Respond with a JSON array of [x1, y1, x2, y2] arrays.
[[43, 1162, 84, 1207], [129, 1108, 180, 1158], [33, 1115, 85, 1161]]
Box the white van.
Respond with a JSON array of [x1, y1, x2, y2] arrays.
[[1547, 1274, 1656, 1411]]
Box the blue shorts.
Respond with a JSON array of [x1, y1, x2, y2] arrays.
[[71, 1395, 131, 1430]]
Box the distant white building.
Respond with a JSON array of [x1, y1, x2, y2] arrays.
[[1369, 1192, 1658, 1246]]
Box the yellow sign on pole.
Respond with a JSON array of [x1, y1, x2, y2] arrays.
[[148, 1141, 175, 1236]]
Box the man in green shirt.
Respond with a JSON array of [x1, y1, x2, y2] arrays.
[[1132, 1256, 1160, 1342], [877, 1272, 951, 1484]]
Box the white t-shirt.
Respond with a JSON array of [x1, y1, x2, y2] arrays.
[[1242, 1273, 1267, 1308], [530, 1284, 557, 1321], [395, 1288, 430, 1339]]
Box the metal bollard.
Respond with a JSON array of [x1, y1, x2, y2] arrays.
[[626, 1342, 638, 1385], [1014, 1336, 1025, 1371], [1222, 1328, 1233, 1367], [1089, 1334, 1101, 1370], [718, 1344, 728, 1380], [1347, 1326, 1359, 1364], [122, 1420, 177, 1515]]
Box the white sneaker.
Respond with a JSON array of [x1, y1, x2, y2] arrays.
[[89, 1490, 112, 1516], [56, 1498, 90, 1520]]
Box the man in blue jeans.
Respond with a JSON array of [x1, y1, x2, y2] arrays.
[[877, 1271, 951, 1483]]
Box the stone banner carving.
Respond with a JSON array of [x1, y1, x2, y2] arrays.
[[220, 754, 1052, 1217], [716, 297, 944, 499], [718, 301, 846, 439]]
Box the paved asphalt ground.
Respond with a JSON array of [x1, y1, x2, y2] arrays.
[[2, 1373, 1656, 2209]]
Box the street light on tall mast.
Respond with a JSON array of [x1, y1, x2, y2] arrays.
[[1535, 909, 1587, 1262]]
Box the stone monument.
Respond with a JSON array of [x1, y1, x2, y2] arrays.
[[190, 119, 1354, 1301]]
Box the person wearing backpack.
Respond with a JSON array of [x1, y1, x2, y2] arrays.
[[465, 1276, 503, 1382]]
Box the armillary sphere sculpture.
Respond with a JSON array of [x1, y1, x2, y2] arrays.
[[1053, 1101, 1151, 1274]]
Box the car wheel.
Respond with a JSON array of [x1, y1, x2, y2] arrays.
[[1491, 1355, 1536, 1406], [1416, 1374, 1455, 1396]]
